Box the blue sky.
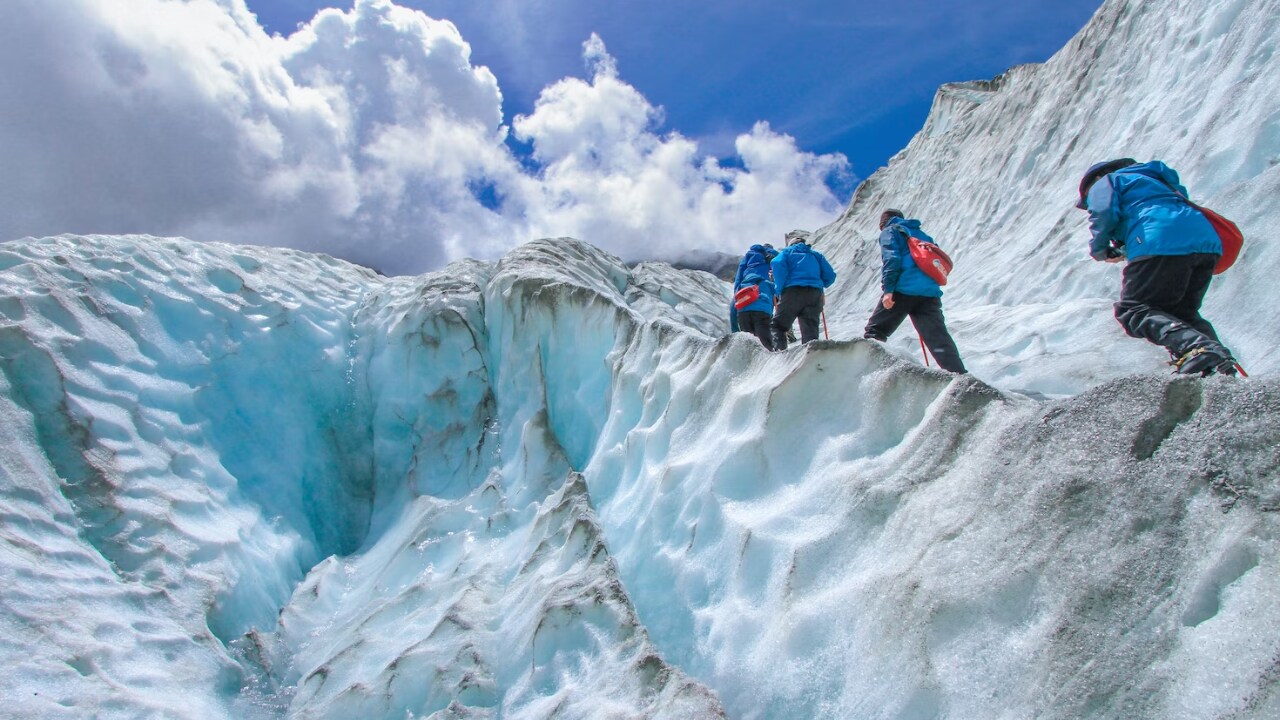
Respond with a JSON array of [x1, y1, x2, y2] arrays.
[[249, 0, 1103, 179]]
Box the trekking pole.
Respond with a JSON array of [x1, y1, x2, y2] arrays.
[[821, 310, 829, 340], [919, 336, 931, 367], [1234, 362, 1249, 377]]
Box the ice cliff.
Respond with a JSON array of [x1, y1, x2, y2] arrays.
[[814, 0, 1280, 399], [3, 0, 1280, 718]]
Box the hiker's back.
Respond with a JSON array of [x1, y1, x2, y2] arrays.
[[1098, 162, 1220, 261], [882, 218, 942, 298]]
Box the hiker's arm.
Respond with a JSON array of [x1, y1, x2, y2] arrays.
[[1085, 179, 1123, 261], [879, 228, 903, 292], [771, 255, 788, 290], [819, 255, 837, 287]]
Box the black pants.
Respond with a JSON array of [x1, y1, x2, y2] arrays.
[[738, 310, 774, 349], [1115, 253, 1223, 357], [864, 293, 967, 373], [772, 287, 824, 350]]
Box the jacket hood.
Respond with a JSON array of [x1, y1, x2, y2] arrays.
[[887, 217, 923, 233], [1116, 160, 1175, 183]]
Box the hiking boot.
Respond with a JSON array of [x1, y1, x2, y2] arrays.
[[1171, 346, 1236, 376]]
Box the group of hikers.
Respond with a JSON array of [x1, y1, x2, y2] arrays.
[[730, 159, 1240, 378]]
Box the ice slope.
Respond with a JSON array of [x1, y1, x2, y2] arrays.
[[810, 0, 1280, 398], [3, 231, 1280, 720], [0, 235, 725, 718]]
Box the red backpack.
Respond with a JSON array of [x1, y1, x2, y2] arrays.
[[900, 229, 954, 286], [733, 285, 760, 310], [1200, 207, 1243, 274], [1154, 177, 1243, 274]]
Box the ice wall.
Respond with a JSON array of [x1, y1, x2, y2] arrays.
[[812, 0, 1280, 398], [0, 236, 375, 717], [0, 235, 727, 718]]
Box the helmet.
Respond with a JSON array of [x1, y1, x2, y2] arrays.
[[879, 209, 904, 230], [1077, 158, 1137, 209], [784, 229, 810, 246]]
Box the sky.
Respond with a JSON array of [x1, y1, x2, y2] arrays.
[[0, 0, 1102, 274], [251, 0, 1104, 177]]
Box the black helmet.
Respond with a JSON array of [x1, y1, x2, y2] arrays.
[[1076, 158, 1137, 209]]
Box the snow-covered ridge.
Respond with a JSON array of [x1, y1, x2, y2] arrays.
[[3, 233, 1280, 719]]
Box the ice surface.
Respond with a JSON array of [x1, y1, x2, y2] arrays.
[[4, 230, 1279, 719], [0, 235, 728, 718], [3, 0, 1280, 717], [812, 0, 1280, 398]]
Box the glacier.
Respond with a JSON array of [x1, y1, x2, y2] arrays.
[[4, 0, 1280, 718]]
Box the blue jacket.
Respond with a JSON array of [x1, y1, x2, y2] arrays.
[[734, 245, 775, 289], [1084, 161, 1220, 262], [880, 217, 942, 298], [771, 243, 836, 292], [736, 272, 776, 314]]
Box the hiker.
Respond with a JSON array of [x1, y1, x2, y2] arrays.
[[734, 271, 776, 349], [863, 209, 967, 373], [1076, 158, 1237, 375], [730, 243, 777, 334], [770, 230, 836, 350]]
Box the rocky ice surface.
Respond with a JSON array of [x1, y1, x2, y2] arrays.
[[2, 232, 1279, 719]]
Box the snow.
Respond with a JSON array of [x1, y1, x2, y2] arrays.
[[2, 0, 1280, 718]]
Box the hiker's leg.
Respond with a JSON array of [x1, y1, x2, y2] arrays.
[[1166, 253, 1221, 342], [772, 290, 805, 351], [1115, 255, 1216, 357], [794, 288, 824, 343], [739, 311, 774, 349], [863, 294, 910, 341], [908, 296, 967, 374]]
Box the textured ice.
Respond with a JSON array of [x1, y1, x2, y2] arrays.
[[813, 0, 1280, 398], [0, 235, 726, 718], [4, 230, 1280, 719], [3, 0, 1280, 718]]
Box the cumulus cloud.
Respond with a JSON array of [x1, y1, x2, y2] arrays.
[[508, 35, 849, 262], [0, 0, 851, 274]]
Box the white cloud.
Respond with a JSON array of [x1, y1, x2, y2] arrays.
[[510, 35, 849, 262], [0, 1, 850, 274]]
